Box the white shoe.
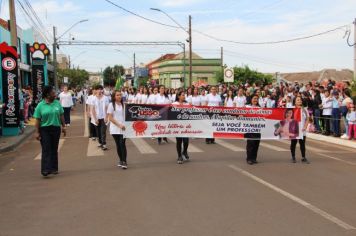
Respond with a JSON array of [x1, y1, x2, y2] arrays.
[[341, 134, 348, 139]]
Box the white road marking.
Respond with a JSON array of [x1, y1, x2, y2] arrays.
[[168, 138, 203, 152], [34, 139, 65, 160], [131, 139, 157, 154], [317, 153, 356, 166], [86, 139, 104, 157], [260, 142, 289, 152], [228, 164, 356, 230], [215, 140, 244, 152]]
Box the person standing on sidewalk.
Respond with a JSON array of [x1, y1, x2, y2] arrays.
[[312, 89, 322, 133], [322, 90, 332, 136], [107, 90, 127, 169], [340, 89, 353, 139], [92, 85, 110, 150], [346, 103, 356, 140], [34, 86, 66, 177], [290, 96, 310, 164], [331, 91, 341, 137], [59, 85, 73, 127]]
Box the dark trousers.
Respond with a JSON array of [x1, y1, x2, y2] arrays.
[[112, 134, 127, 162], [206, 138, 215, 143], [246, 140, 260, 161], [323, 115, 331, 134], [96, 119, 107, 145], [320, 112, 325, 130], [314, 109, 321, 131], [63, 107, 71, 124], [89, 118, 97, 138], [332, 108, 340, 136], [40, 126, 61, 174], [291, 136, 306, 158], [176, 138, 189, 156]]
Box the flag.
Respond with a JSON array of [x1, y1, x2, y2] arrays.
[[115, 76, 123, 90]]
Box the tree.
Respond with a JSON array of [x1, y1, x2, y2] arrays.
[[137, 76, 149, 87], [58, 68, 89, 88], [103, 65, 125, 87], [233, 65, 273, 86]]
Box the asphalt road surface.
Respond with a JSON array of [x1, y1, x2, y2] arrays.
[[1, 104, 356, 236]]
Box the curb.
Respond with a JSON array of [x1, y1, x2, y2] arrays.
[[0, 126, 36, 153], [306, 132, 356, 149]]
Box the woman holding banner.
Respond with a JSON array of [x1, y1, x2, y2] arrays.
[[107, 90, 128, 169], [290, 96, 310, 164], [173, 91, 190, 164], [205, 86, 222, 144], [155, 85, 171, 145], [245, 94, 261, 165]]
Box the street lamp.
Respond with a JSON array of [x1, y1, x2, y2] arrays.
[[150, 8, 192, 87], [53, 19, 89, 91]]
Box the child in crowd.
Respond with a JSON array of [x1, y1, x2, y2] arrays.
[[346, 104, 356, 140]]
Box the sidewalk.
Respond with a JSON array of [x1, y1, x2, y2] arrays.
[[307, 132, 356, 149], [0, 126, 36, 153]]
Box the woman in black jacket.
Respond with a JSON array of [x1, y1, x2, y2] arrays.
[[245, 94, 261, 165], [312, 90, 322, 133]]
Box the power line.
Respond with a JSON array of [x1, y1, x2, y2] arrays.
[[194, 25, 349, 45], [103, 0, 179, 30], [104, 0, 350, 45], [223, 51, 312, 71], [346, 29, 356, 47], [16, 0, 51, 44], [23, 0, 52, 38]]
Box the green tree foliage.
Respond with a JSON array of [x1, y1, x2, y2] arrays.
[[233, 66, 273, 86], [58, 68, 89, 88], [137, 76, 149, 87], [103, 65, 125, 87]]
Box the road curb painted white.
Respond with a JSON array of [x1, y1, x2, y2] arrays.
[[306, 133, 356, 149]]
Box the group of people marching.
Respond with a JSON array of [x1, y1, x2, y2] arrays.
[[33, 80, 355, 177], [82, 83, 315, 172]]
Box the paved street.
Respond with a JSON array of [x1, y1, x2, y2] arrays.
[[1, 105, 356, 236]]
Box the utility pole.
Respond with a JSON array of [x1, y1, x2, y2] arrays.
[[183, 44, 186, 88], [133, 52, 136, 87], [53, 26, 58, 91], [221, 46, 224, 82], [354, 18, 356, 80], [9, 0, 22, 91], [9, 0, 18, 47], [189, 15, 192, 87], [68, 55, 71, 69]]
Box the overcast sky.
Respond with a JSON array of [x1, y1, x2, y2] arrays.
[[1, 0, 355, 73]]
